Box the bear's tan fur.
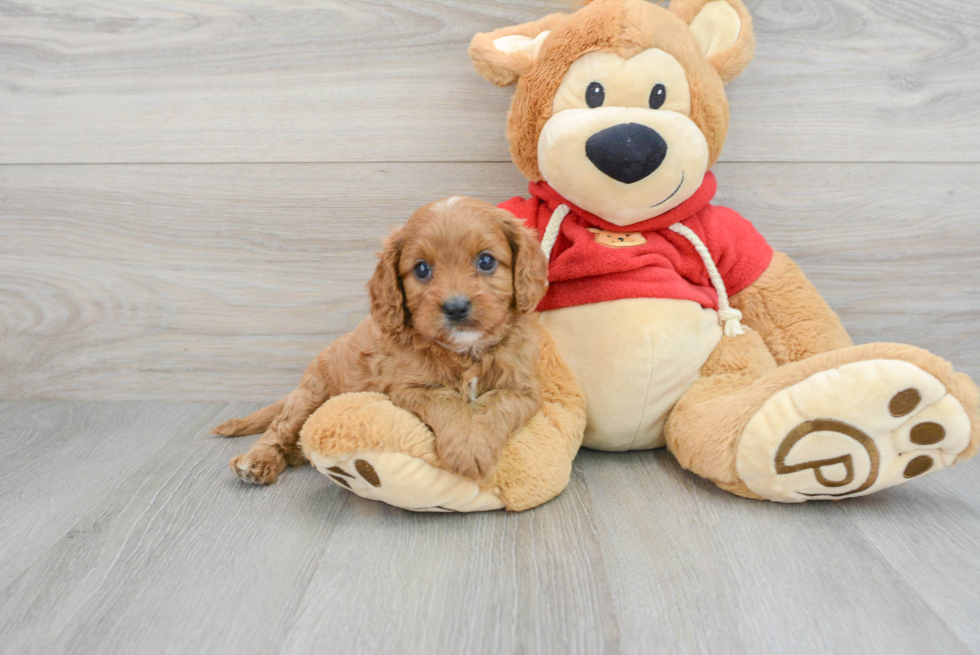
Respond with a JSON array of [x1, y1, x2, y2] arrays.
[[468, 0, 979, 502]]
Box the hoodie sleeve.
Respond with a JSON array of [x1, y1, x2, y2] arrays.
[[700, 204, 774, 296]]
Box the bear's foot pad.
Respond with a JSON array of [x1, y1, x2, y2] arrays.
[[308, 449, 505, 512], [736, 359, 972, 502]]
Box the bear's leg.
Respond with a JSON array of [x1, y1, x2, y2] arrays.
[[300, 395, 582, 512], [300, 393, 507, 512], [300, 327, 587, 512], [664, 330, 777, 498], [666, 336, 980, 502]]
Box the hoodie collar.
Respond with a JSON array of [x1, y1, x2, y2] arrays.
[[528, 171, 717, 233]]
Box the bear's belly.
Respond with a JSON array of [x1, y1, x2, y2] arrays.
[[540, 297, 722, 451]]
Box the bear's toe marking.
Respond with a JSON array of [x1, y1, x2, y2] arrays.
[[327, 466, 354, 479], [909, 422, 946, 446], [904, 455, 934, 478], [355, 459, 381, 487], [889, 388, 921, 417], [329, 474, 353, 489]]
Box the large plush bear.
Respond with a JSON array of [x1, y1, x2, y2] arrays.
[[299, 0, 977, 508], [465, 0, 979, 502]]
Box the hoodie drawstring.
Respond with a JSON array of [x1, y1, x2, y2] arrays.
[[540, 204, 570, 260], [668, 223, 747, 337]]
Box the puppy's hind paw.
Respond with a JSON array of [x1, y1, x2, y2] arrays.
[[230, 449, 286, 485]]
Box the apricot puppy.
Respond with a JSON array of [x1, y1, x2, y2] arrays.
[[216, 196, 550, 483]]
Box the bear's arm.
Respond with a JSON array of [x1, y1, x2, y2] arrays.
[[730, 251, 853, 365]]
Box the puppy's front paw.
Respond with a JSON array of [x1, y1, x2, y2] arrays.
[[437, 438, 501, 481], [230, 448, 286, 485]]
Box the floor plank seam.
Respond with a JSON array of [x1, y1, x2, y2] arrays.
[[53, 404, 232, 641], [0, 403, 222, 593], [575, 459, 629, 655]]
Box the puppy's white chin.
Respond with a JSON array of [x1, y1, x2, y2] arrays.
[[444, 329, 485, 353]]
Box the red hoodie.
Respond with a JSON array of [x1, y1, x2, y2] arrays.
[[498, 172, 773, 312]]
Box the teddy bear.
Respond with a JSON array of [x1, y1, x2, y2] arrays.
[[300, 0, 978, 508], [465, 0, 979, 502]]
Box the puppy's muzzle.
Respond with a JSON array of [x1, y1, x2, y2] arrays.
[[585, 122, 668, 184], [442, 296, 472, 324]]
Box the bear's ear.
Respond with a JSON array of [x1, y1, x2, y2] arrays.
[[670, 0, 755, 83], [469, 14, 567, 87]]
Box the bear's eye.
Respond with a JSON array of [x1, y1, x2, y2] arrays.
[[585, 81, 605, 108], [413, 261, 432, 281], [649, 83, 666, 110], [476, 252, 497, 273]]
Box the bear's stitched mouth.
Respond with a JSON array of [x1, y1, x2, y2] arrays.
[[650, 172, 685, 209]]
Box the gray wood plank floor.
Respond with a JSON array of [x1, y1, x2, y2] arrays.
[[1, 401, 978, 655]]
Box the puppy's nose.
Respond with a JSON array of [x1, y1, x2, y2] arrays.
[[585, 123, 668, 184], [442, 296, 472, 323]]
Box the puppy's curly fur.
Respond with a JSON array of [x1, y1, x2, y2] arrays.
[[217, 196, 550, 484]]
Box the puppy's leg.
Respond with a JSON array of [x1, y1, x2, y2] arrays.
[[388, 388, 482, 479], [226, 324, 367, 485], [231, 368, 330, 485], [472, 389, 540, 445], [390, 387, 538, 481], [450, 389, 539, 479]]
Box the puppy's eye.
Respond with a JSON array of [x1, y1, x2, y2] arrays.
[[585, 81, 605, 108], [476, 252, 497, 273], [413, 261, 432, 281], [649, 83, 666, 110]]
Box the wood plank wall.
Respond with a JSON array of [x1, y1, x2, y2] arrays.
[[2, 0, 979, 400]]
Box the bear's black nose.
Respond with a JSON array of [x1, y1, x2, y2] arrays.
[[442, 296, 472, 323], [585, 123, 668, 184]]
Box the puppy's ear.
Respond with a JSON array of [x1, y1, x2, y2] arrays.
[[367, 231, 407, 334], [670, 0, 755, 83], [469, 14, 566, 87], [499, 212, 549, 314]]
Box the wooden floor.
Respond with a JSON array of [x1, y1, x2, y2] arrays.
[[1, 400, 979, 654], [3, 1, 980, 653]]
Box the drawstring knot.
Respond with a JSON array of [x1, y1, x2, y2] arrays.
[[717, 307, 748, 338]]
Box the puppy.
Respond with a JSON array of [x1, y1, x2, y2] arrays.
[[216, 196, 550, 483]]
